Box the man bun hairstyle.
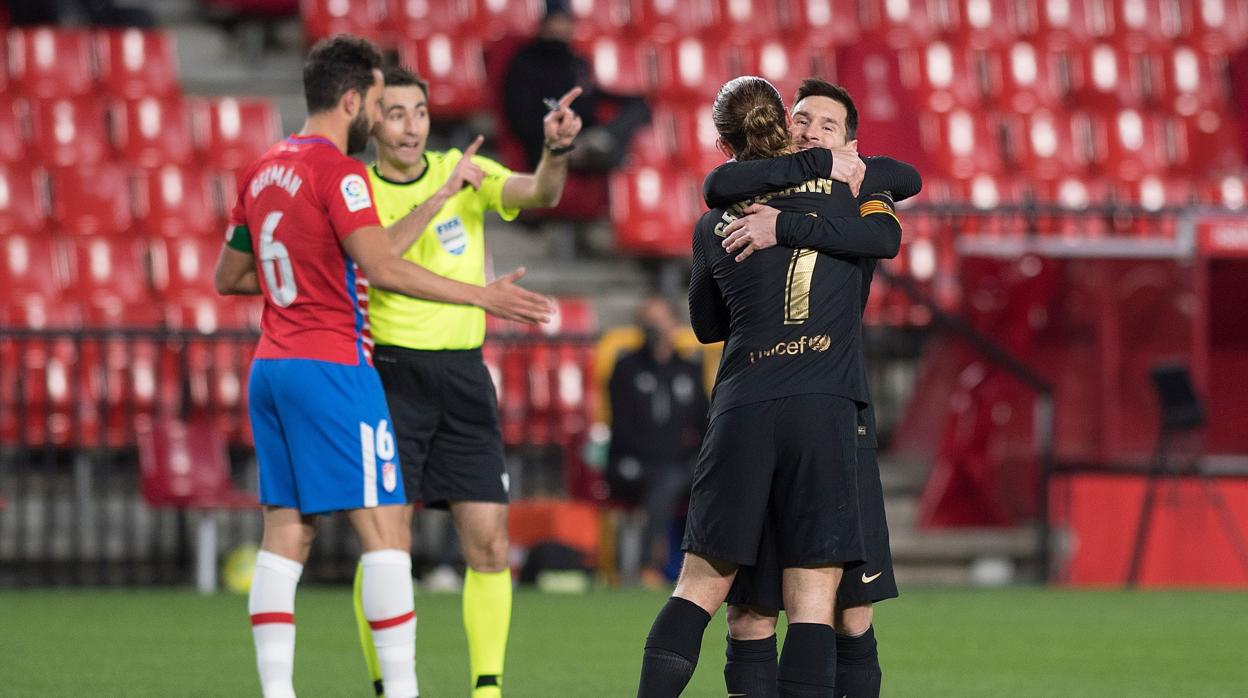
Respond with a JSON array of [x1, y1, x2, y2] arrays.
[[303, 34, 383, 114], [794, 78, 859, 141], [712, 76, 791, 161], [382, 64, 429, 100]]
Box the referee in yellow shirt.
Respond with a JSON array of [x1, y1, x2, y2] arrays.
[[353, 65, 582, 698]]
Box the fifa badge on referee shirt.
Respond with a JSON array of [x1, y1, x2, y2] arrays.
[[435, 216, 468, 256]]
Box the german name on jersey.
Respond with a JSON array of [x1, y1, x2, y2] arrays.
[[367, 149, 518, 351], [227, 135, 380, 366]]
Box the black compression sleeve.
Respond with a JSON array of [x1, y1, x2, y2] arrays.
[[861, 156, 923, 203], [688, 225, 731, 343], [774, 194, 902, 259], [701, 149, 833, 208]]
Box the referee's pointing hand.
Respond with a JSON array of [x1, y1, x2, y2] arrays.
[[543, 86, 584, 149], [482, 267, 555, 325]]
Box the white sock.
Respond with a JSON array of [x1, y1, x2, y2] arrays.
[[361, 549, 419, 698], [249, 551, 303, 698]]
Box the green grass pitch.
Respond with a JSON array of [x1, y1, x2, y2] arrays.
[[1, 587, 1245, 696]]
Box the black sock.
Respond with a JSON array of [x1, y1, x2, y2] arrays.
[[724, 634, 778, 698], [637, 597, 712, 698], [778, 623, 837, 697], [835, 626, 881, 698]]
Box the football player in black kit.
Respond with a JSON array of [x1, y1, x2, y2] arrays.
[[635, 76, 917, 698], [703, 78, 922, 698]]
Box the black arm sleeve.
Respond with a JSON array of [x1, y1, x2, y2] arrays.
[[688, 224, 731, 344], [702, 149, 833, 208], [860, 156, 923, 203], [774, 193, 903, 259]]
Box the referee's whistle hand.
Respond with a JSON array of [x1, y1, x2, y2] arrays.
[[483, 267, 555, 324], [543, 86, 584, 147]]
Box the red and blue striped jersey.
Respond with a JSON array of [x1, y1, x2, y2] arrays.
[[228, 134, 379, 365]]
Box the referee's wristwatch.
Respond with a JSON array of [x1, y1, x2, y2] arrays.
[[545, 140, 575, 155]]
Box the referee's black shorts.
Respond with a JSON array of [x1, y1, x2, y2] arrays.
[[726, 445, 898, 610], [373, 345, 508, 510], [681, 394, 865, 569]]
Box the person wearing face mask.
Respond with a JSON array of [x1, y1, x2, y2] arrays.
[[607, 297, 710, 587]]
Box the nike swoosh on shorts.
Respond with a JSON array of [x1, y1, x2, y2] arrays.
[[861, 571, 883, 583]]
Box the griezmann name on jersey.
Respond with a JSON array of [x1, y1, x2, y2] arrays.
[[228, 135, 381, 366]]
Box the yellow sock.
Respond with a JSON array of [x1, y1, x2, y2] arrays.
[[463, 567, 512, 697], [353, 562, 385, 696]]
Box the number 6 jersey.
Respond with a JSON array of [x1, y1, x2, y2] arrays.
[[226, 134, 381, 366]]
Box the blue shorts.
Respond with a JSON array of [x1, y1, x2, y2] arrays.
[[248, 358, 406, 515]]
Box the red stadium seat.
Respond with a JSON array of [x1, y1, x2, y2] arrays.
[[1200, 172, 1248, 209], [0, 329, 78, 447], [707, 0, 782, 41], [194, 97, 281, 172], [112, 96, 196, 167], [942, 0, 1016, 49], [629, 0, 718, 38], [858, 0, 937, 48], [1028, 176, 1115, 238], [0, 293, 78, 329], [1190, 0, 1248, 54], [29, 97, 112, 167], [0, 164, 51, 236], [396, 34, 487, 118], [781, 0, 860, 46], [0, 233, 67, 297], [471, 0, 544, 40], [1001, 109, 1095, 181], [0, 95, 29, 163], [300, 0, 388, 44], [385, 0, 475, 39], [1113, 174, 1193, 237], [1168, 110, 1243, 175], [1087, 108, 1169, 181], [164, 291, 261, 333], [574, 36, 653, 96], [1032, 0, 1111, 49], [150, 235, 221, 295], [6, 27, 95, 98], [650, 36, 734, 102], [567, 0, 632, 43], [918, 108, 1004, 179], [609, 166, 700, 257], [982, 41, 1069, 113], [132, 164, 221, 238], [1068, 44, 1147, 108], [96, 29, 180, 98], [899, 41, 986, 113], [738, 39, 827, 106], [1150, 44, 1228, 117], [666, 101, 727, 174], [49, 164, 133, 236], [62, 235, 153, 303], [1107, 0, 1181, 50]]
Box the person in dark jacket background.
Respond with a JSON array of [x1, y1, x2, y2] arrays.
[[501, 0, 650, 173], [607, 297, 708, 586]]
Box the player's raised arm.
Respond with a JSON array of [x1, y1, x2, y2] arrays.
[[703, 147, 838, 209], [721, 193, 903, 262], [384, 134, 486, 255], [343, 224, 553, 324], [500, 86, 583, 210], [860, 156, 923, 202]]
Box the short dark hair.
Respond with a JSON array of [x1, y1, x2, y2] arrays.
[[303, 35, 383, 114], [382, 65, 429, 100], [793, 78, 858, 141]]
